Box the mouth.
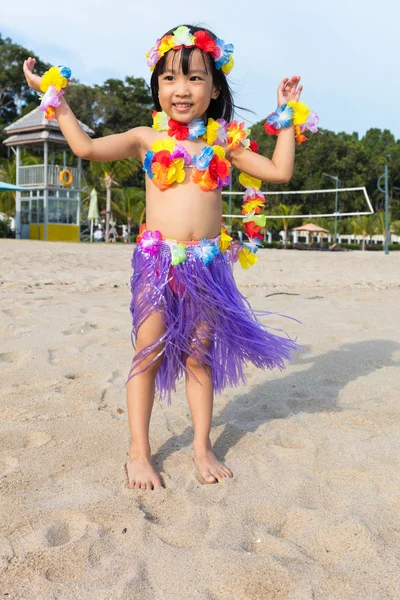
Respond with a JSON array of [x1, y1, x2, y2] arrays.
[[173, 103, 193, 112]]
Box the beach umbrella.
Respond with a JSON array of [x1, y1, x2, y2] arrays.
[[0, 181, 27, 192], [88, 188, 99, 242]]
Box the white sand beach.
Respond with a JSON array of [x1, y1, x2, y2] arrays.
[[1, 239, 399, 599]]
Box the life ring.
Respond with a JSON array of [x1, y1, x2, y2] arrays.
[[60, 169, 73, 187]]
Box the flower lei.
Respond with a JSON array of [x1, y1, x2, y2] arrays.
[[37, 65, 71, 121], [146, 25, 234, 75], [264, 100, 319, 145], [143, 100, 318, 268]]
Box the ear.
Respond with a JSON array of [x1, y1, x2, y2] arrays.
[[211, 86, 220, 100]]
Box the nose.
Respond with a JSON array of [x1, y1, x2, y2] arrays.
[[174, 80, 190, 98]]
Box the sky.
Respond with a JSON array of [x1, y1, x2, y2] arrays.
[[2, 0, 399, 139]]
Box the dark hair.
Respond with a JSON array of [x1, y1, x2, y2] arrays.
[[150, 24, 238, 122]]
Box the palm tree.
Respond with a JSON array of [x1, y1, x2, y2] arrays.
[[0, 153, 41, 217], [111, 186, 146, 241], [351, 214, 378, 250], [89, 158, 140, 242], [391, 220, 400, 237], [271, 203, 302, 248], [374, 210, 392, 246]]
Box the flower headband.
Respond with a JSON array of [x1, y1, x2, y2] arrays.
[[146, 25, 234, 75]]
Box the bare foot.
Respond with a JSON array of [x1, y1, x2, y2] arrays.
[[126, 453, 163, 490], [193, 447, 233, 484]]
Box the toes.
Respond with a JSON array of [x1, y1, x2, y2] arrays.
[[205, 472, 217, 483], [212, 470, 223, 482]]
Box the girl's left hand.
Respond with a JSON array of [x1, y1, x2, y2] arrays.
[[277, 76, 303, 107]]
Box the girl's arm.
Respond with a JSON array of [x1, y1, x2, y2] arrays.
[[23, 58, 146, 162], [230, 126, 295, 183], [55, 97, 146, 161], [230, 75, 302, 184]]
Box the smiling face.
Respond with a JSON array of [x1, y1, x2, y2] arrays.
[[157, 48, 220, 123]]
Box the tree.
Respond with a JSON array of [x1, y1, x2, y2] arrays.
[[89, 158, 141, 242], [0, 151, 41, 216], [271, 203, 302, 248], [350, 215, 378, 250], [111, 186, 146, 240]]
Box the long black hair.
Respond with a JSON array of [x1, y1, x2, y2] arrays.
[[150, 24, 239, 122]]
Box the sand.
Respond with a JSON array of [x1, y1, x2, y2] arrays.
[[0, 239, 399, 600]]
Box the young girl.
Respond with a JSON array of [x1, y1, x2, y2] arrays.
[[23, 24, 318, 490]]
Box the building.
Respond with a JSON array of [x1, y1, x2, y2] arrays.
[[3, 107, 94, 242]]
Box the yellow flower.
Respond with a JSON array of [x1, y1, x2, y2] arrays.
[[242, 199, 265, 214], [220, 227, 233, 253], [213, 145, 226, 159], [152, 111, 169, 131], [238, 246, 258, 269], [152, 138, 176, 153], [40, 66, 67, 93], [227, 121, 250, 149], [221, 54, 234, 75], [203, 118, 220, 145], [170, 159, 185, 184], [158, 35, 176, 56], [239, 172, 261, 190], [287, 100, 310, 126]]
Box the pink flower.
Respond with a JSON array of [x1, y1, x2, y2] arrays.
[[300, 111, 319, 133], [139, 230, 163, 256], [39, 85, 64, 111]]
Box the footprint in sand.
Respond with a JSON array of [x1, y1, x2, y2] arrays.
[[2, 307, 25, 318], [7, 510, 91, 555], [0, 350, 31, 364], [62, 321, 99, 336], [0, 455, 19, 478], [22, 430, 52, 449]]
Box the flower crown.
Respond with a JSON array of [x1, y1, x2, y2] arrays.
[[146, 25, 234, 75]]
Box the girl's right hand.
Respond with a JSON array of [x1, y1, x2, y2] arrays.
[[23, 57, 43, 93]]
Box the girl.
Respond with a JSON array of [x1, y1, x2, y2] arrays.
[[23, 24, 318, 490]]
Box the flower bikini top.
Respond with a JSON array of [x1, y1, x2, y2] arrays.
[[142, 104, 319, 268], [143, 111, 251, 192]]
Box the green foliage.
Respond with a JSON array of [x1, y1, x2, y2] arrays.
[[1, 33, 399, 232]]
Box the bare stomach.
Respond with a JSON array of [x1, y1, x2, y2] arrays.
[[145, 183, 223, 241]]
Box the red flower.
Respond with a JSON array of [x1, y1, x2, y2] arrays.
[[244, 221, 263, 240], [194, 31, 216, 54], [208, 155, 230, 183], [249, 140, 259, 153], [263, 122, 279, 136], [153, 150, 172, 167], [168, 118, 189, 141]]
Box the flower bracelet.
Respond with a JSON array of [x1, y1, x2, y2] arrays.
[[264, 100, 319, 145], [37, 65, 71, 121]]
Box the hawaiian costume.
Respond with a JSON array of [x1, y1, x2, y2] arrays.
[[124, 26, 319, 405]]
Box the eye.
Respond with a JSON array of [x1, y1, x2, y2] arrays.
[[164, 75, 174, 81], [190, 76, 202, 81]]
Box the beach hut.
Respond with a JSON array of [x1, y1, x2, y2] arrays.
[[3, 107, 94, 242], [292, 223, 330, 245]]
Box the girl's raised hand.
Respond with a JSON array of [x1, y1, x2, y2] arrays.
[[23, 57, 43, 93], [277, 76, 303, 107]]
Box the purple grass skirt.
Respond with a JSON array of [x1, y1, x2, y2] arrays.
[[125, 228, 299, 405]]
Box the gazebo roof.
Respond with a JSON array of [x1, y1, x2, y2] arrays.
[[3, 106, 94, 148], [293, 223, 329, 233]]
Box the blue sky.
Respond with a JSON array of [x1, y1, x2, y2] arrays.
[[3, 0, 398, 139]]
